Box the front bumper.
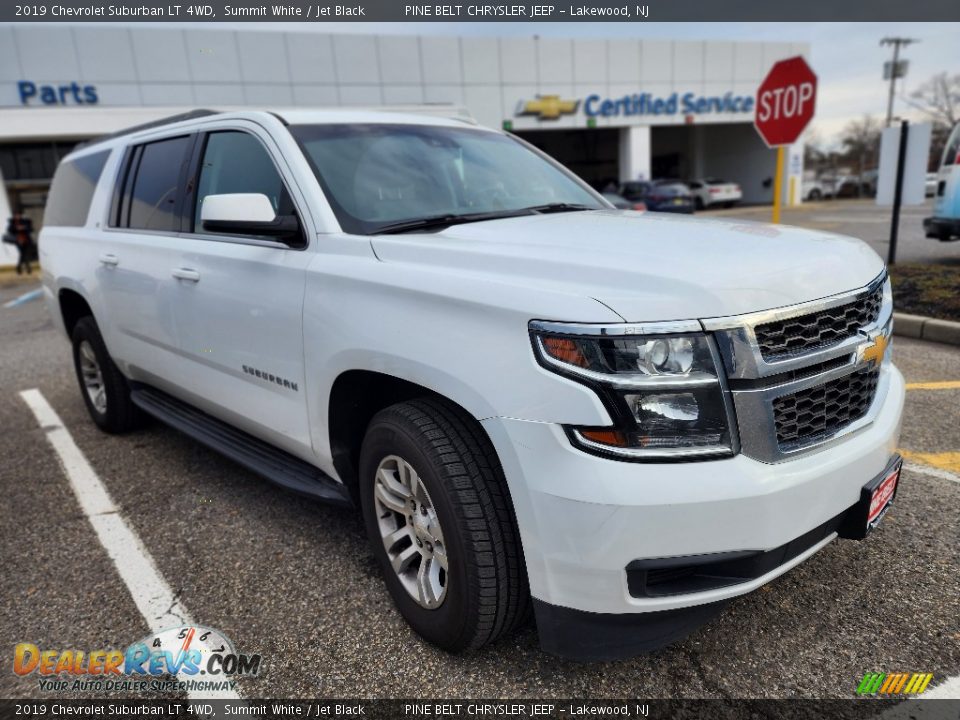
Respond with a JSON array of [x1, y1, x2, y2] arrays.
[[481, 363, 904, 626], [924, 216, 960, 240]]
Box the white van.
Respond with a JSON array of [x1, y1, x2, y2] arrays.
[[924, 122, 960, 241]]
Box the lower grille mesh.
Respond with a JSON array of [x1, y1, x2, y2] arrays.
[[773, 367, 880, 448]]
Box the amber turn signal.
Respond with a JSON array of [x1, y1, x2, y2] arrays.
[[541, 337, 589, 368], [578, 429, 629, 447]]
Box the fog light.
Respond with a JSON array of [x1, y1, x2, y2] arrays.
[[635, 393, 699, 422]]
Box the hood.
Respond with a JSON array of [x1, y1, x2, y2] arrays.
[[370, 210, 885, 322]]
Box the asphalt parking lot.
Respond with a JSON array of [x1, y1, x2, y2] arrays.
[[0, 222, 958, 700], [709, 197, 959, 266]]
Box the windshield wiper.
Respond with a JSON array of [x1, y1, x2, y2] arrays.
[[523, 202, 597, 214], [372, 209, 534, 235]]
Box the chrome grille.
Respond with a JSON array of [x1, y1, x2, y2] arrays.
[[773, 367, 880, 449], [754, 284, 884, 360], [703, 273, 892, 463]]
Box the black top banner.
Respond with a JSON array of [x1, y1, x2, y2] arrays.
[[4, 0, 960, 22]]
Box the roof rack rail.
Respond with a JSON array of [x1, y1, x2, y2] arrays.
[[74, 109, 221, 150]]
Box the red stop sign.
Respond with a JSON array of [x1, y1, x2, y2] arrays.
[[754, 56, 817, 147]]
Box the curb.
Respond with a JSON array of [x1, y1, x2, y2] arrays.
[[893, 312, 960, 347]]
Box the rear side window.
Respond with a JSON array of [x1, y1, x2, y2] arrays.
[[44, 150, 110, 227], [116, 135, 192, 232]]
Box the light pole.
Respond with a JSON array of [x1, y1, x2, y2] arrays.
[[880, 37, 917, 128]]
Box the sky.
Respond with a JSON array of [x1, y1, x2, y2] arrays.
[[204, 20, 958, 149]]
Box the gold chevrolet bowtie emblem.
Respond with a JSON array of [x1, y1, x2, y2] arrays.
[[516, 95, 580, 120], [860, 333, 889, 366]]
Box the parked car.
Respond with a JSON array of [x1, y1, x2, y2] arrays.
[[833, 175, 863, 198], [802, 179, 826, 201], [619, 179, 695, 214], [602, 192, 643, 210], [41, 109, 904, 661], [687, 178, 742, 209]]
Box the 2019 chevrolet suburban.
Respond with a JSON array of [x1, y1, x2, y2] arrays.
[[40, 109, 904, 660]]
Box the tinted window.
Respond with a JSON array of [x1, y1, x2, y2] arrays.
[[44, 150, 110, 227], [194, 131, 294, 232], [651, 183, 690, 196], [127, 136, 191, 231], [943, 126, 960, 167], [619, 182, 649, 199]]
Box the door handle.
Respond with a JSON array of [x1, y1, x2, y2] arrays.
[[98, 253, 119, 267], [171, 268, 201, 282]]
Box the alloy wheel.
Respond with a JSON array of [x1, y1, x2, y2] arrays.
[[373, 454, 448, 609], [78, 340, 107, 414]]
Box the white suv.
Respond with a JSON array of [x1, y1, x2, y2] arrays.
[[40, 110, 904, 661]]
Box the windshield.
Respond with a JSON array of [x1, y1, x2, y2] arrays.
[[290, 123, 604, 235]]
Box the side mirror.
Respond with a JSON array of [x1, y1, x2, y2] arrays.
[[200, 193, 300, 240]]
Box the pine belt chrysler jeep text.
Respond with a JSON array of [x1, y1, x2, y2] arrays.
[[40, 109, 904, 660]]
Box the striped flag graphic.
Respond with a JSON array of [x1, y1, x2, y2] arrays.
[[857, 672, 934, 695]]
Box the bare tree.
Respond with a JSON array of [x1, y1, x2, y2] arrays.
[[906, 72, 960, 127], [904, 72, 959, 167], [802, 126, 826, 171], [840, 115, 882, 176]]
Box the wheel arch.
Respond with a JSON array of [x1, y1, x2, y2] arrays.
[[58, 287, 94, 338], [327, 369, 499, 506]]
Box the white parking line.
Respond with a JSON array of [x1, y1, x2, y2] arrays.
[[905, 462, 960, 485], [19, 389, 241, 700], [922, 674, 960, 699], [898, 465, 960, 700], [3, 287, 42, 308], [881, 464, 960, 705]]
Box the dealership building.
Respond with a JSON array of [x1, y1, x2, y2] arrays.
[[0, 24, 808, 263]]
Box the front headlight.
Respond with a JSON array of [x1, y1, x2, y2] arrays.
[[531, 324, 738, 460]]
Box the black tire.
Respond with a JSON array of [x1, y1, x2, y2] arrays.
[[808, 189, 821, 201], [71, 316, 143, 434], [694, 196, 704, 211], [359, 398, 529, 653]]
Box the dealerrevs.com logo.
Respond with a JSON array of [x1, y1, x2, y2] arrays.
[[13, 626, 261, 694], [856, 672, 934, 696]]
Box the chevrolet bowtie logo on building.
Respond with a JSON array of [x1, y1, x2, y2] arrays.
[[858, 332, 890, 367], [857, 672, 934, 696], [516, 95, 580, 120]]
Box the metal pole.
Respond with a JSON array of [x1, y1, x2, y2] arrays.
[[888, 120, 909, 266], [772, 145, 785, 224], [885, 42, 900, 128]]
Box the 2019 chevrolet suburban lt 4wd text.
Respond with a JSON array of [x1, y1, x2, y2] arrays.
[[40, 110, 904, 661]]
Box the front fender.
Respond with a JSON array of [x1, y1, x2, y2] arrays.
[[302, 252, 619, 469]]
